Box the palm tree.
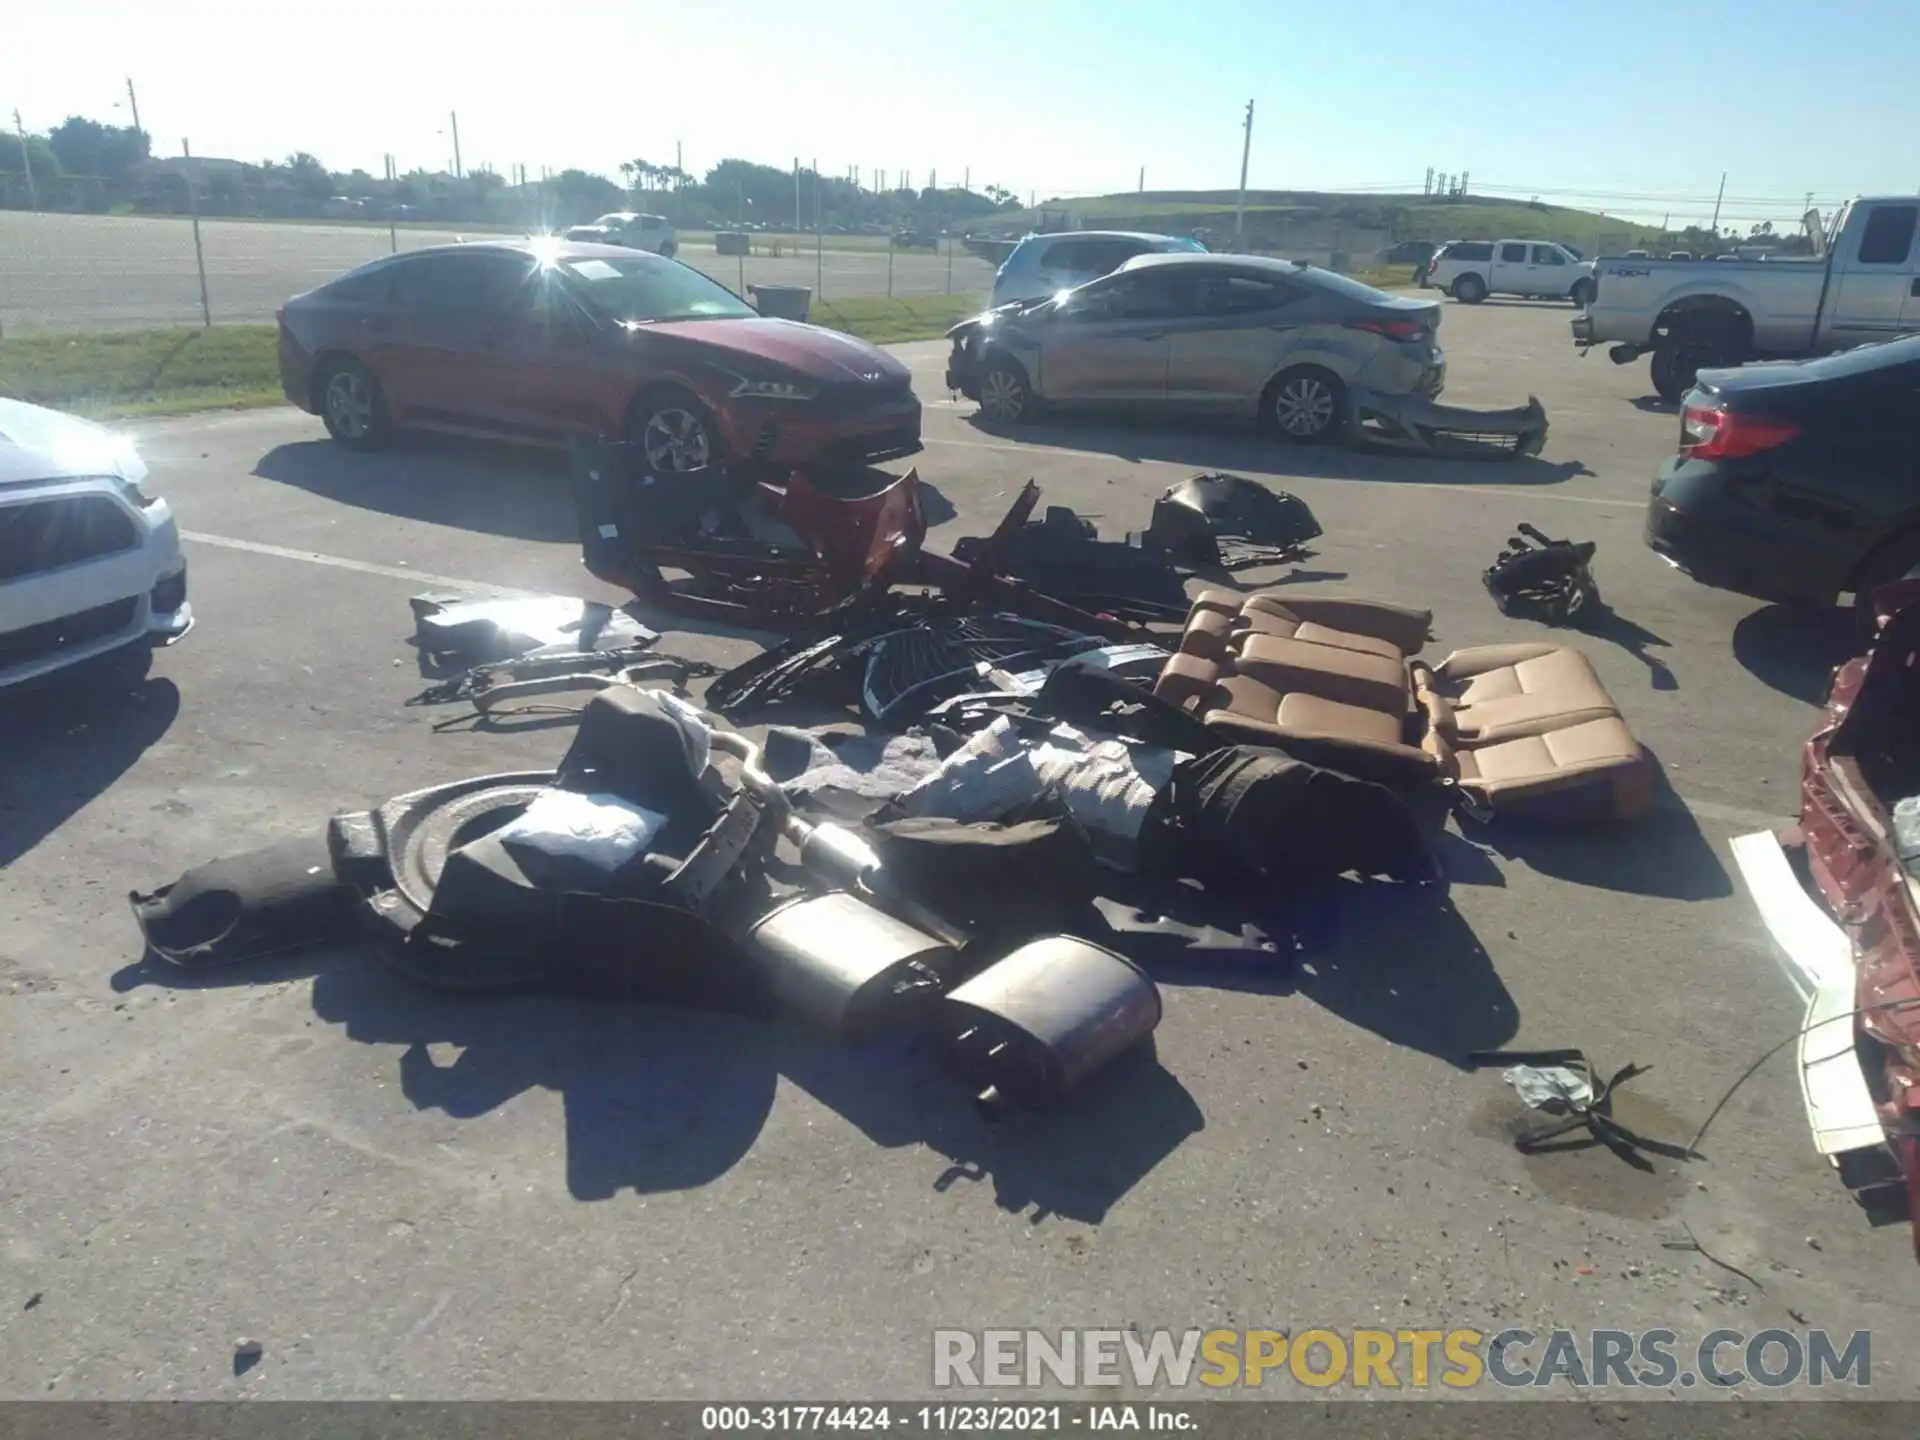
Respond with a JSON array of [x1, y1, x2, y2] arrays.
[[619, 160, 636, 200]]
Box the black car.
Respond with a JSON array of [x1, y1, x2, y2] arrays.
[[1645, 333, 1920, 626]]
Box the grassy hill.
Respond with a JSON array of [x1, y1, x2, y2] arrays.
[[989, 189, 1671, 251]]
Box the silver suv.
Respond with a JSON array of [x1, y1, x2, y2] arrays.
[[991, 230, 1207, 306], [563, 212, 679, 259]]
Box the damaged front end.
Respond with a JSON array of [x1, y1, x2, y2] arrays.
[[1733, 577, 1920, 1250], [1351, 390, 1549, 460], [945, 298, 1051, 399]]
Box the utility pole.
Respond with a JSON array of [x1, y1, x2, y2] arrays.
[[1138, 165, 1145, 194], [12, 110, 36, 211], [1233, 99, 1255, 245], [125, 77, 143, 136], [794, 156, 801, 230], [450, 111, 462, 179], [1710, 170, 1726, 235], [1424, 166, 1433, 197], [963, 166, 969, 193], [182, 139, 211, 327]]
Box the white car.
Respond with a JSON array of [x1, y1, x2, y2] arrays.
[[0, 398, 191, 689], [1423, 239, 1598, 306], [562, 212, 678, 259]]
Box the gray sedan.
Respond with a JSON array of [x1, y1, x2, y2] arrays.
[[944, 253, 1447, 443]]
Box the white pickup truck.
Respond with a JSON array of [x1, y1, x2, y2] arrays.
[[1572, 196, 1920, 401]]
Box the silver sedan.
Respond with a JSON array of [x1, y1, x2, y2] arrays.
[[944, 252, 1447, 443]]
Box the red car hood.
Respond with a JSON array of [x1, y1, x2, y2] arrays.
[[643, 317, 911, 386]]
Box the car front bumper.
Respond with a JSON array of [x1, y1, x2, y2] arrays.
[[1350, 389, 1546, 459], [723, 391, 924, 470], [0, 503, 191, 689]]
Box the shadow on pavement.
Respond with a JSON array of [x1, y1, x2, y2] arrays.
[[113, 943, 1202, 1224], [255, 435, 579, 542], [0, 656, 178, 869], [1630, 395, 1677, 414], [1465, 746, 1733, 900], [1583, 607, 1678, 691], [1732, 602, 1856, 705], [255, 435, 958, 548], [966, 413, 1592, 489]]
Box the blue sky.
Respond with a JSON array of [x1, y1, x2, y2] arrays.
[[5, 0, 1913, 226]]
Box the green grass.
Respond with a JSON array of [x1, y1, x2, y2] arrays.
[[808, 293, 986, 343], [0, 326, 285, 418], [0, 296, 987, 419]]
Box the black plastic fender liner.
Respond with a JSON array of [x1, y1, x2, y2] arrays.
[[943, 936, 1163, 1114], [129, 834, 357, 969], [329, 772, 560, 992]]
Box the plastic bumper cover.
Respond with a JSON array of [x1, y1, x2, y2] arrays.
[[1351, 390, 1548, 460]]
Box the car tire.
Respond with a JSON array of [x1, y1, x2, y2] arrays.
[[1851, 533, 1920, 642], [977, 357, 1032, 425], [1570, 279, 1596, 307], [316, 357, 392, 451], [1452, 273, 1488, 304], [1266, 367, 1349, 445], [660, 241, 678, 260], [629, 386, 719, 474], [1649, 340, 1723, 404]]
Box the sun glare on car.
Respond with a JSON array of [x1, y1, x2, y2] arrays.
[[527, 233, 565, 269]]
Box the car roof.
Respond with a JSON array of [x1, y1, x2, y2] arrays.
[[376, 239, 667, 263], [1020, 230, 1192, 245], [0, 397, 133, 486], [1115, 251, 1302, 276]]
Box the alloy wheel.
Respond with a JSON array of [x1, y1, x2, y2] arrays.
[[1273, 375, 1336, 437], [325, 370, 373, 439], [642, 407, 712, 472], [980, 367, 1025, 423]]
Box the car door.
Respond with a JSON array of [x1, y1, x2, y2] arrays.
[[1530, 244, 1571, 297], [464, 271, 613, 439], [1165, 270, 1305, 414], [1491, 241, 1531, 296], [383, 251, 537, 428], [1828, 203, 1920, 348], [1037, 268, 1191, 406]]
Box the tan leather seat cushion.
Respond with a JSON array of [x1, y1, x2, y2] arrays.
[[1235, 633, 1409, 713], [1438, 645, 1622, 742], [1276, 693, 1406, 746], [1453, 716, 1651, 817]]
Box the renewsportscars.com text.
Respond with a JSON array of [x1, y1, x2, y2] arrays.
[[932, 1327, 1871, 1391]]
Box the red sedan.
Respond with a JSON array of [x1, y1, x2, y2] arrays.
[[276, 239, 921, 472]]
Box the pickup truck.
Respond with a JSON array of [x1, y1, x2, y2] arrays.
[[1572, 196, 1920, 401]]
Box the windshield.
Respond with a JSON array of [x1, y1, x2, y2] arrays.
[[561, 256, 756, 323], [1158, 237, 1210, 253]]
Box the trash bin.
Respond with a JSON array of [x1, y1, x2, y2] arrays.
[[748, 284, 812, 322]]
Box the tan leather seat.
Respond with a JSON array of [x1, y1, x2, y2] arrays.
[[1178, 591, 1432, 664], [1430, 644, 1622, 743], [1154, 589, 1653, 821]]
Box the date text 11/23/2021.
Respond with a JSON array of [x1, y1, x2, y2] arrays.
[[701, 1405, 1196, 1432]]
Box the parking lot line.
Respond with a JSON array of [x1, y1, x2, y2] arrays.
[[181, 529, 538, 597], [917, 435, 1642, 510]]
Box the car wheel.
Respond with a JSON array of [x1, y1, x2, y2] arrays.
[[660, 241, 678, 260], [317, 358, 391, 451], [977, 358, 1031, 425], [1267, 368, 1349, 444], [1649, 341, 1719, 404], [1452, 273, 1487, 304], [1851, 534, 1920, 641], [631, 388, 718, 474], [1570, 279, 1596, 307]]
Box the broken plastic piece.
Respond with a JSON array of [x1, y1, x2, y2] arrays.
[[943, 936, 1162, 1112], [1148, 473, 1322, 569], [744, 890, 952, 1045], [129, 834, 356, 968], [1502, 1064, 1595, 1113], [410, 592, 658, 668]]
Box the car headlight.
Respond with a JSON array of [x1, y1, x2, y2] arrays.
[[730, 376, 817, 401]]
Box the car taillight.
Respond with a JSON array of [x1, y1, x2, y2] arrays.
[[1346, 318, 1429, 343], [1679, 403, 1801, 460]]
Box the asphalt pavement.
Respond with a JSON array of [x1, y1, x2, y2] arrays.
[[3, 299, 1910, 1400], [0, 212, 997, 333]]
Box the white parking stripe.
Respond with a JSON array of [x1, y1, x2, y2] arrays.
[[181, 530, 537, 597], [917, 434, 1642, 509]]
